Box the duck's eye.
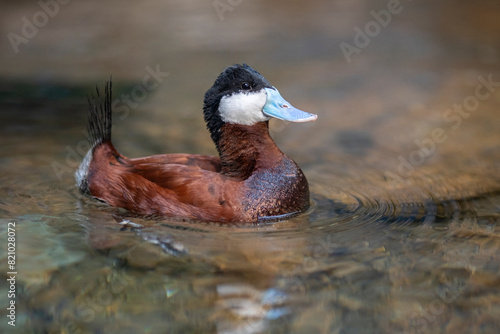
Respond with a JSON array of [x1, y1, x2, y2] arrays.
[[241, 82, 251, 90]]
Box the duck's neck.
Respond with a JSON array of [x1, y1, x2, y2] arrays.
[[216, 121, 283, 179]]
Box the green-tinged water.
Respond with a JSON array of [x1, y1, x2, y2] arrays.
[[1, 0, 500, 333]]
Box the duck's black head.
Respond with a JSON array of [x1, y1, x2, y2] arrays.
[[203, 64, 317, 150]]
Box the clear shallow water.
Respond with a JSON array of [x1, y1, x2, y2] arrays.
[[1, 0, 500, 333], [0, 85, 499, 333]]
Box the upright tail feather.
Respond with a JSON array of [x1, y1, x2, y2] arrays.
[[87, 80, 113, 148], [75, 80, 113, 194]]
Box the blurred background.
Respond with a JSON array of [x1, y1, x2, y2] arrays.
[[1, 0, 499, 333], [1, 0, 499, 197]]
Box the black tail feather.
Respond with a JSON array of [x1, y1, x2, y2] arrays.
[[75, 79, 113, 194], [88, 79, 113, 149]]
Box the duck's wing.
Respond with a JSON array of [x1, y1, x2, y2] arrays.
[[93, 158, 242, 221], [129, 163, 236, 196], [85, 145, 243, 221], [125, 153, 225, 191], [127, 153, 221, 172], [125, 161, 224, 191]]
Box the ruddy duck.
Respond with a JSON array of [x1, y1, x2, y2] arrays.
[[76, 64, 317, 223]]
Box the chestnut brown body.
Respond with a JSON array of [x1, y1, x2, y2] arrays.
[[76, 65, 315, 223]]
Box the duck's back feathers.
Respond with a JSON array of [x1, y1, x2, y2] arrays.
[[85, 146, 243, 221], [128, 153, 221, 173]]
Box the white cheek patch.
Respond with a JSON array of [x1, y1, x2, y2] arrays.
[[219, 90, 269, 126]]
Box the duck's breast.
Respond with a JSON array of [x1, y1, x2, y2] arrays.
[[243, 158, 310, 219]]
